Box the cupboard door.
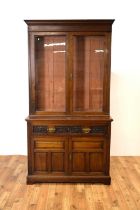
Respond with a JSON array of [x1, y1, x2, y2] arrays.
[[69, 137, 105, 174], [34, 35, 67, 113], [73, 35, 108, 113], [33, 137, 68, 174]]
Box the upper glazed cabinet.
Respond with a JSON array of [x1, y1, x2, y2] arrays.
[[27, 21, 113, 115]]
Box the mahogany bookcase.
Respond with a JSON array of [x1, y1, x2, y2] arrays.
[[25, 19, 114, 184]]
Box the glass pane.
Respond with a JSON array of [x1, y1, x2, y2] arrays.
[[35, 36, 66, 112], [73, 36, 105, 112]]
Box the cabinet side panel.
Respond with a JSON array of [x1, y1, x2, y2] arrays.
[[27, 122, 33, 174]]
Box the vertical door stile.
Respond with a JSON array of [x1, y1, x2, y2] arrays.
[[67, 33, 73, 114], [106, 33, 112, 113], [30, 32, 36, 114], [68, 136, 72, 175], [103, 33, 109, 113], [85, 152, 90, 173], [48, 151, 52, 173], [65, 136, 69, 175]]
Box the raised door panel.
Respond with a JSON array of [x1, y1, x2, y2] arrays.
[[34, 152, 48, 171], [72, 153, 86, 172], [70, 137, 105, 175], [33, 137, 68, 174], [89, 152, 104, 172], [51, 152, 65, 172]]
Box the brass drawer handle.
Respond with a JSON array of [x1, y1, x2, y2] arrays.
[[48, 127, 56, 133], [82, 127, 91, 134]]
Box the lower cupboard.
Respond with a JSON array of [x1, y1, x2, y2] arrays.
[[33, 136, 106, 176]]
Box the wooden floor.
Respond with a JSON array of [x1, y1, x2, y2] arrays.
[[0, 156, 140, 210]]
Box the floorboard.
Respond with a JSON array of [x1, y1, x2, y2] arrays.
[[0, 156, 140, 210]]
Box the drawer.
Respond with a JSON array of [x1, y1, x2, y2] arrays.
[[32, 125, 107, 136]]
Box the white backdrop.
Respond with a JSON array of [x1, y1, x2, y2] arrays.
[[0, 0, 140, 155]]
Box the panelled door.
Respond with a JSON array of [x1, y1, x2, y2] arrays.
[[69, 137, 105, 175], [33, 135, 106, 175], [33, 137, 68, 174], [30, 32, 68, 115]]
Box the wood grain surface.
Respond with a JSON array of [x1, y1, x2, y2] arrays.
[[0, 156, 139, 210]]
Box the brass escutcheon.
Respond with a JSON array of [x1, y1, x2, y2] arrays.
[[48, 127, 56, 133], [82, 127, 91, 134]]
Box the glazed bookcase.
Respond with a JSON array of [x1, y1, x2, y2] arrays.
[[25, 19, 114, 184]]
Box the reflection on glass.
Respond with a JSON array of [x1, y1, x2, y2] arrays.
[[73, 36, 105, 112], [35, 36, 66, 112]]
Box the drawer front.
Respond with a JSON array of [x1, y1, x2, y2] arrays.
[[32, 125, 107, 136]]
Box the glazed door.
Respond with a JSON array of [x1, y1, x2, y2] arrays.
[[69, 137, 105, 175], [29, 32, 69, 115], [30, 32, 110, 115], [72, 33, 110, 114]]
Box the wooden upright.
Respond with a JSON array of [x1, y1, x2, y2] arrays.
[[25, 19, 114, 184]]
